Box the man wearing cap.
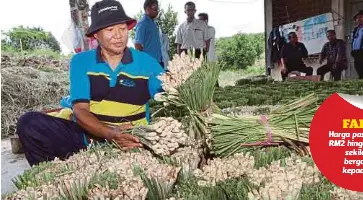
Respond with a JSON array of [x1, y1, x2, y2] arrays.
[[16, 0, 165, 166], [351, 10, 363, 79], [176, 1, 211, 59], [135, 0, 163, 66]]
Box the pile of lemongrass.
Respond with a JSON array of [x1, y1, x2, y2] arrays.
[[155, 53, 222, 140], [209, 93, 319, 157], [178, 62, 222, 139]]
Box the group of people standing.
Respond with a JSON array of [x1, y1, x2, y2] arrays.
[[270, 9, 363, 81], [134, 0, 216, 70]]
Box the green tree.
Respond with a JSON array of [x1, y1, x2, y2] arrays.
[[1, 26, 61, 52], [129, 11, 143, 40], [157, 5, 178, 58], [129, 4, 178, 58], [216, 33, 265, 70], [251, 33, 265, 58]]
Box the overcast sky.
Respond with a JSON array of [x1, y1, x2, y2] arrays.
[[0, 0, 264, 54]]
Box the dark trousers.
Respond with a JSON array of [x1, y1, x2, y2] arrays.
[[16, 112, 87, 166], [354, 56, 363, 79], [181, 49, 206, 59], [317, 64, 342, 81], [281, 64, 313, 80]]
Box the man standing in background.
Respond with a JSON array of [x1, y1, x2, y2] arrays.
[[198, 13, 216, 62], [351, 10, 363, 79], [176, 2, 211, 59], [135, 0, 163, 66]]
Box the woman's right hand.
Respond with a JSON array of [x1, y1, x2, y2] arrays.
[[106, 125, 142, 150]]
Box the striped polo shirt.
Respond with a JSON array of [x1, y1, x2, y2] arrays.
[[69, 46, 164, 127]]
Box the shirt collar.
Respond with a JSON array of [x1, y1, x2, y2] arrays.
[[143, 14, 153, 22], [187, 18, 196, 23], [96, 46, 133, 64], [329, 39, 337, 44]]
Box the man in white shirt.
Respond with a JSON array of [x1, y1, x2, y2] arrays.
[[198, 13, 216, 62], [175, 1, 212, 59]]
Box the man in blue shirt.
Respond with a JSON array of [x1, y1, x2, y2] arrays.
[[351, 10, 363, 79], [135, 0, 163, 67], [16, 0, 164, 166]]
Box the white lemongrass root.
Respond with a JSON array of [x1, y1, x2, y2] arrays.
[[193, 152, 255, 186], [9, 148, 181, 200], [136, 117, 190, 156], [330, 187, 363, 200], [248, 155, 321, 200], [171, 147, 202, 171], [248, 155, 320, 187], [156, 52, 203, 97]]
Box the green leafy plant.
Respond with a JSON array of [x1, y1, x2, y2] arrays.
[[216, 33, 264, 70], [2, 26, 61, 52]]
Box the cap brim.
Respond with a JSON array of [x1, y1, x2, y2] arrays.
[[85, 18, 137, 37]]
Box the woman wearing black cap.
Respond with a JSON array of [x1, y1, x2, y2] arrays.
[[351, 10, 363, 79], [16, 0, 165, 166]]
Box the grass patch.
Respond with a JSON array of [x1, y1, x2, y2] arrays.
[[218, 56, 265, 87]]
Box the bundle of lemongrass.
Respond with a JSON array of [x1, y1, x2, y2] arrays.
[[209, 93, 319, 157], [130, 117, 190, 156], [155, 52, 222, 140]]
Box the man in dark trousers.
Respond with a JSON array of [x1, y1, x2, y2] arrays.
[[135, 0, 163, 66], [175, 1, 211, 59], [317, 30, 347, 81], [351, 10, 363, 79], [16, 0, 164, 166], [280, 32, 313, 80]]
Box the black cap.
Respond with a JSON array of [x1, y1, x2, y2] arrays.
[[353, 10, 363, 21], [86, 0, 137, 37]]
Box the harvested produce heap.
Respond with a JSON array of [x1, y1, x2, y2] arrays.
[[132, 117, 190, 156], [209, 94, 318, 157], [1, 53, 69, 138], [5, 53, 363, 199], [155, 52, 221, 140]]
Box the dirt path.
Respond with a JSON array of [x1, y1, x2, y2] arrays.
[[1, 139, 29, 195]]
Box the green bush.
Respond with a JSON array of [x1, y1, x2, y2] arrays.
[[1, 26, 61, 52], [216, 33, 264, 70]]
